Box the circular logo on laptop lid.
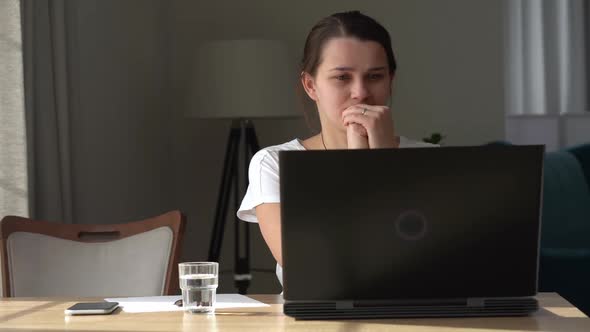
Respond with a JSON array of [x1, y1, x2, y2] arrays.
[[395, 210, 428, 241]]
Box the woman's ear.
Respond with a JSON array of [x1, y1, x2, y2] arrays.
[[301, 71, 318, 101]]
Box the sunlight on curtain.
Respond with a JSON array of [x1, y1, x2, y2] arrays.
[[505, 0, 587, 115], [505, 0, 590, 150], [0, 0, 28, 218]]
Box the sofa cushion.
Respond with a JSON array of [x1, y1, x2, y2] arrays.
[[568, 143, 590, 191], [541, 151, 590, 249]]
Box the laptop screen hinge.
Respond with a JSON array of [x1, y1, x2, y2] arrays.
[[467, 298, 485, 307], [335, 301, 354, 310]]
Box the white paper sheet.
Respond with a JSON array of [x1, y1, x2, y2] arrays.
[[104, 294, 269, 313]]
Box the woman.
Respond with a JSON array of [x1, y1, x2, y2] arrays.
[[237, 11, 435, 286]]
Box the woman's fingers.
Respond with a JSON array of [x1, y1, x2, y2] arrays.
[[342, 104, 396, 149], [342, 105, 389, 118], [343, 113, 374, 130], [347, 122, 368, 137], [342, 105, 389, 130], [347, 124, 369, 149]]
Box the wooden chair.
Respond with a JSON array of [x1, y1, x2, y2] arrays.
[[0, 210, 186, 297]]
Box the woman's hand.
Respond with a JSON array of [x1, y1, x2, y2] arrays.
[[342, 104, 397, 149], [346, 123, 369, 149]]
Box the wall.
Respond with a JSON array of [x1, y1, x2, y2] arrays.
[[69, 0, 176, 224]]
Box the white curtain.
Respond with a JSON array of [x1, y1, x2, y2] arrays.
[[0, 0, 28, 218], [505, 0, 587, 115]]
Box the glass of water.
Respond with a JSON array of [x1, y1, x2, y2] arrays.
[[179, 262, 218, 313]]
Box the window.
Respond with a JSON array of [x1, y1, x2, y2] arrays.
[[0, 0, 28, 218], [505, 0, 590, 150], [586, 0, 590, 112]]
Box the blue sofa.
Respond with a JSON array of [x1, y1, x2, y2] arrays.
[[539, 143, 590, 316], [486, 141, 590, 314]]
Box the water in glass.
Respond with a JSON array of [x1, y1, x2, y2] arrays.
[[180, 273, 218, 313]]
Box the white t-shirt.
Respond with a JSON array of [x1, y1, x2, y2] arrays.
[[236, 137, 437, 286]]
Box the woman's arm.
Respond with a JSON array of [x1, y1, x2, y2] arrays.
[[255, 203, 283, 266]]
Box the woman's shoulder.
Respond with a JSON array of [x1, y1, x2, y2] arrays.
[[249, 139, 306, 168], [253, 139, 306, 160]]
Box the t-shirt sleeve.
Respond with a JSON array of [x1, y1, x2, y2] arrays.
[[237, 149, 281, 223]]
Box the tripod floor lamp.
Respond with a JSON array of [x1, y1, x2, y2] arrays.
[[188, 40, 297, 294]]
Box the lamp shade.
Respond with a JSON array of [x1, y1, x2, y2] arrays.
[[187, 39, 299, 119]]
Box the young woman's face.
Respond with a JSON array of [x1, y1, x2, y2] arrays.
[[304, 37, 393, 132]]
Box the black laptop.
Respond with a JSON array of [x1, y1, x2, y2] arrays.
[[279, 145, 544, 319]]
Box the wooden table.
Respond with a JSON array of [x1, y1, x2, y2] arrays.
[[1, 293, 588, 331]]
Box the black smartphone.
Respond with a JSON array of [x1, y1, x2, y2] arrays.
[[64, 302, 119, 315]]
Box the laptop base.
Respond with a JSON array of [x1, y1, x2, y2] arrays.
[[284, 297, 539, 320]]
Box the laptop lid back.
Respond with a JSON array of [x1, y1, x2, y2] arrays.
[[280, 146, 544, 302]]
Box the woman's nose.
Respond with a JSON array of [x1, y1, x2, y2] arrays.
[[350, 80, 370, 101]]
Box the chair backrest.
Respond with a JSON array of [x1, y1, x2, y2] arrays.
[[541, 151, 590, 249], [0, 210, 186, 297]]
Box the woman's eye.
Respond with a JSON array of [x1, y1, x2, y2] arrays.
[[335, 75, 350, 81], [368, 74, 384, 80]]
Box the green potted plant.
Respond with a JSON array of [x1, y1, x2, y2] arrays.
[[423, 132, 445, 145]]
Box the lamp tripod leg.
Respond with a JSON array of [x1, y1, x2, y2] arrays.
[[208, 122, 241, 263]]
